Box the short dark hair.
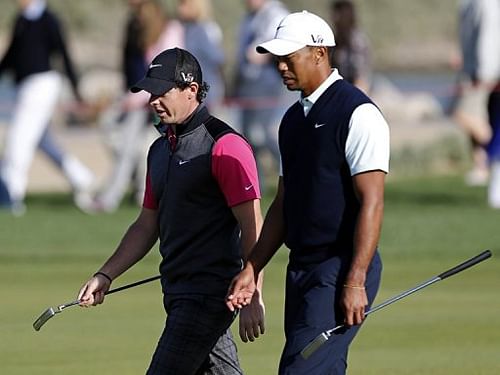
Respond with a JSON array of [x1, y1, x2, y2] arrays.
[[175, 81, 210, 103], [327, 46, 335, 67], [307, 46, 336, 68]]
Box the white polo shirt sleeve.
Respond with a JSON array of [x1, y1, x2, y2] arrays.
[[345, 103, 390, 176]]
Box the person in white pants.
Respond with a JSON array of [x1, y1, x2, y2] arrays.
[[90, 102, 155, 212], [0, 0, 95, 214], [452, 0, 500, 186], [1, 72, 93, 209]]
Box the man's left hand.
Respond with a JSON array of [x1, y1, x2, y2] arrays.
[[340, 286, 368, 326]]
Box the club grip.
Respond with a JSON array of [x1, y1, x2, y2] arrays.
[[438, 250, 492, 280]]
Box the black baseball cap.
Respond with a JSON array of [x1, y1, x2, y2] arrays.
[[131, 48, 203, 96]]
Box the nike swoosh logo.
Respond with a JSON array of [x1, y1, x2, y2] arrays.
[[178, 160, 190, 165], [314, 123, 325, 128], [244, 184, 253, 191], [149, 63, 162, 69]]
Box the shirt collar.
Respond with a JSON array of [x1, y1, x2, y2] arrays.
[[300, 69, 343, 116], [154, 104, 210, 137]]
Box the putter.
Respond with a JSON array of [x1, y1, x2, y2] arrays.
[[301, 250, 492, 359], [33, 274, 161, 331]]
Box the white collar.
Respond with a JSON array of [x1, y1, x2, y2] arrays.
[[23, 0, 46, 21], [300, 69, 343, 115]]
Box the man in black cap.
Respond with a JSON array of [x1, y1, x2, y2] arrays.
[[76, 48, 265, 374]]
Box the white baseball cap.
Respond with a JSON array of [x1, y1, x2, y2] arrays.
[[256, 10, 336, 56]]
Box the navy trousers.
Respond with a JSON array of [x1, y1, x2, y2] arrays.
[[279, 252, 382, 375]]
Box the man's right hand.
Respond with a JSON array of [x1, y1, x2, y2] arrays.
[[77, 274, 111, 307], [238, 289, 265, 342], [226, 264, 257, 311]]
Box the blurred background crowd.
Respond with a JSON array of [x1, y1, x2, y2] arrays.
[[1, 0, 499, 215]]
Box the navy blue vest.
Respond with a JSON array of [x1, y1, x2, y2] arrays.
[[147, 106, 243, 295], [279, 79, 373, 261]]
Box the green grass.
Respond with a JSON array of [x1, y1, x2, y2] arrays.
[[1, 175, 499, 374]]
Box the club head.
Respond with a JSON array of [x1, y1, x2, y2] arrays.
[[33, 307, 57, 331], [300, 333, 329, 359], [33, 299, 80, 331]]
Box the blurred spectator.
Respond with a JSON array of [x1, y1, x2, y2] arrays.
[[232, 0, 291, 191], [487, 83, 500, 208], [123, 0, 149, 90], [140, 0, 185, 61], [82, 0, 184, 213], [39, 125, 94, 201], [0, 0, 95, 215], [177, 0, 225, 111], [451, 0, 500, 186], [329, 0, 372, 94]]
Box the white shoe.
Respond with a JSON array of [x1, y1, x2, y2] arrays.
[[11, 201, 27, 217], [74, 193, 116, 214], [73, 189, 96, 214], [488, 161, 500, 209], [0, 201, 27, 217], [465, 168, 489, 186]]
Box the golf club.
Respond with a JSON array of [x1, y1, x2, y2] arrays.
[[33, 274, 161, 331], [300, 249, 492, 359]]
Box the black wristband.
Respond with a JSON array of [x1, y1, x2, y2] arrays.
[[93, 271, 112, 284]]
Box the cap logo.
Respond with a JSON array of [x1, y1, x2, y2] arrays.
[[149, 63, 162, 69], [311, 34, 324, 44], [180, 72, 194, 83]]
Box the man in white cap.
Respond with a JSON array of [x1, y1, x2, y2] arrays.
[[226, 10, 390, 374]]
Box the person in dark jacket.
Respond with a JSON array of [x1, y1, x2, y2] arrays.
[[77, 48, 265, 374], [226, 11, 390, 374]]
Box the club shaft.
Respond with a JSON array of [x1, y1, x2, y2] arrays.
[[323, 250, 493, 335], [61, 275, 161, 306], [366, 277, 439, 317], [59, 300, 80, 310], [365, 250, 491, 320], [33, 275, 162, 331], [105, 275, 161, 295]]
